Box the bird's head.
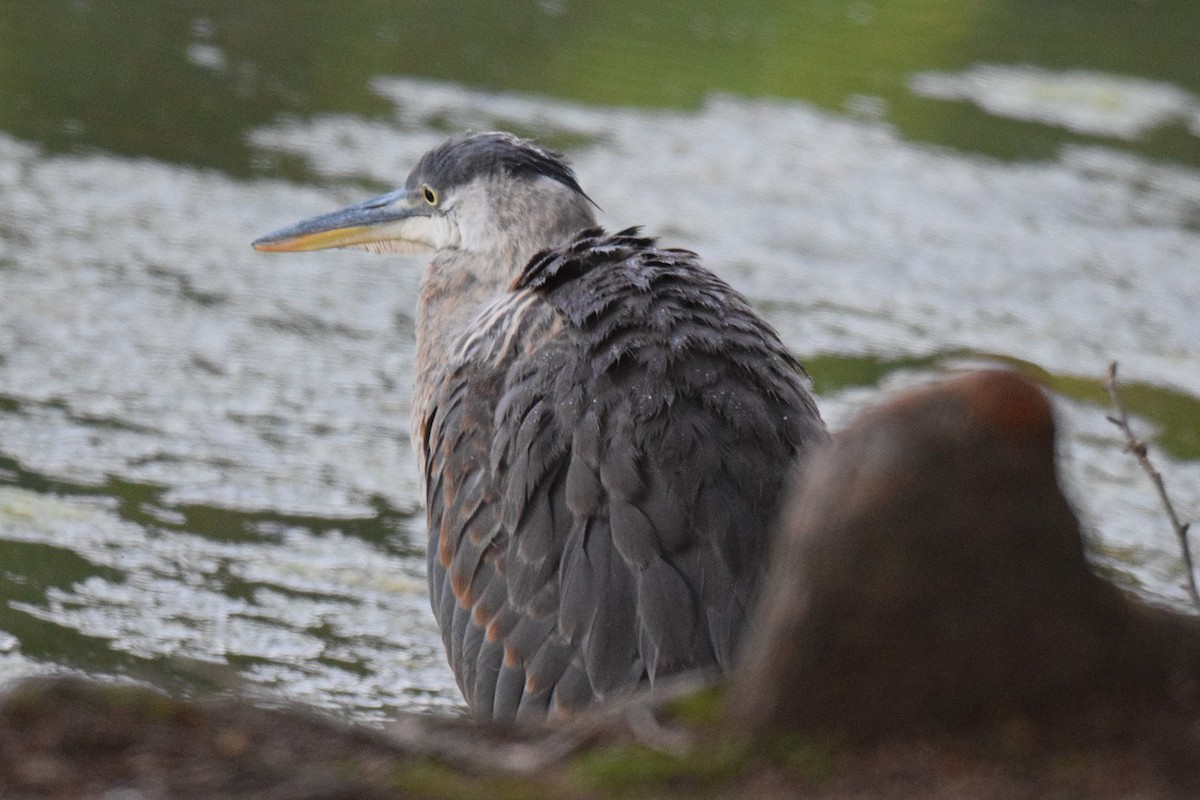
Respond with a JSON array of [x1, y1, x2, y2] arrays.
[[252, 132, 597, 261]]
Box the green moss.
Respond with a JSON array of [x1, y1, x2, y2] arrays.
[[387, 760, 540, 800], [662, 684, 726, 727], [568, 730, 838, 795], [388, 760, 473, 798], [570, 739, 748, 795]]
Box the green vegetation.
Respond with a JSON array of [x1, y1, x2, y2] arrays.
[[3, 2, 1199, 174], [799, 350, 1200, 460]]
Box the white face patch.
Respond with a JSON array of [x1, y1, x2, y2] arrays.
[[445, 179, 502, 253]]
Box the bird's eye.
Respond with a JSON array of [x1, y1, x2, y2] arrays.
[[422, 185, 439, 206]]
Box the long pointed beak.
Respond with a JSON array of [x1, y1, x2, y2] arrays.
[[252, 188, 429, 252]]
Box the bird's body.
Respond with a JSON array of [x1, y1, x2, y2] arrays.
[[254, 133, 827, 721], [420, 227, 824, 718]]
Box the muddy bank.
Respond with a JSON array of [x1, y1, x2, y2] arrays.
[[1, 673, 1198, 798]]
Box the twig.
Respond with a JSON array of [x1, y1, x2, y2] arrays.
[[1102, 361, 1199, 609]]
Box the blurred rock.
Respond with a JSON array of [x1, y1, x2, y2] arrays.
[[731, 370, 1200, 737]]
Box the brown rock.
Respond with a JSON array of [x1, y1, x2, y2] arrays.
[[731, 369, 1200, 738]]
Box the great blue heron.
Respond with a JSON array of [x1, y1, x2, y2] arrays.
[[253, 132, 827, 721]]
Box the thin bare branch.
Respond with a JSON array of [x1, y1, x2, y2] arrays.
[[1102, 361, 1199, 609]]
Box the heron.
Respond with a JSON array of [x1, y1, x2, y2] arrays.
[[252, 132, 828, 721]]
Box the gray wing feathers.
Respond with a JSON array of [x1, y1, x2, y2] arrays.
[[421, 228, 826, 720]]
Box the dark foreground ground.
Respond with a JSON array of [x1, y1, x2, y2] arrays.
[[0, 676, 1198, 799]]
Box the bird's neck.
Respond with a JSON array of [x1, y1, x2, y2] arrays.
[[409, 242, 537, 448], [412, 206, 595, 432], [415, 248, 510, 363]]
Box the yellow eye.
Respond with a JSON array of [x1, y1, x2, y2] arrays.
[[422, 184, 439, 206]]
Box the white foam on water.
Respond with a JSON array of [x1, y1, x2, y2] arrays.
[[910, 64, 1199, 140]]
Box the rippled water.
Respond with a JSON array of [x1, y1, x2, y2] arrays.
[[2, 68, 1199, 722]]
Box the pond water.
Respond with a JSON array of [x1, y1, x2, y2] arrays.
[[1, 2, 1198, 723]]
